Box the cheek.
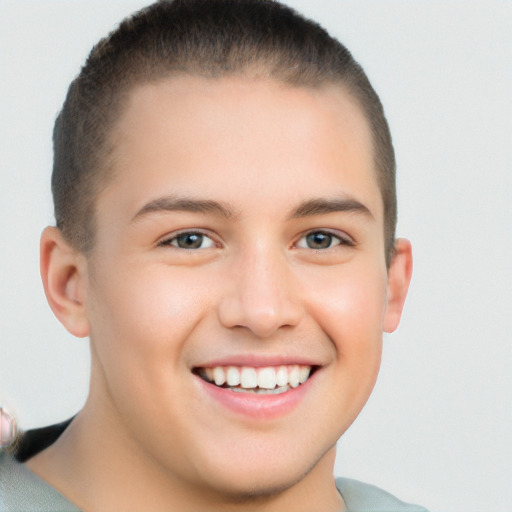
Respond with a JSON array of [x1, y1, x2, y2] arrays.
[[298, 264, 387, 436], [87, 264, 215, 373], [305, 264, 388, 344], [320, 276, 385, 376], [85, 264, 219, 446]]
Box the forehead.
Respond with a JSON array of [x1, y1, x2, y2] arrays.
[[104, 75, 381, 222]]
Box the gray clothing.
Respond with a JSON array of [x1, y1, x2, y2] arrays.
[[0, 451, 80, 511]]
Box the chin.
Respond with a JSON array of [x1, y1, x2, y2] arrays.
[[191, 443, 327, 504], [201, 467, 307, 505]]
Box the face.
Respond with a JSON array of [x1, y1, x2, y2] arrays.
[[80, 76, 402, 498]]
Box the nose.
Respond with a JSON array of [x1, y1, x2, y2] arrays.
[[217, 247, 304, 338]]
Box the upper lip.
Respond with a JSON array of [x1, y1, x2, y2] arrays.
[[193, 354, 322, 369]]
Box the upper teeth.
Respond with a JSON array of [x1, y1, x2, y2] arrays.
[[200, 365, 311, 390]]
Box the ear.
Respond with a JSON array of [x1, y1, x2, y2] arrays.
[[383, 238, 413, 333], [40, 226, 90, 338]]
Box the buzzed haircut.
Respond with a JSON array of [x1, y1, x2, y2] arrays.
[[52, 0, 397, 264]]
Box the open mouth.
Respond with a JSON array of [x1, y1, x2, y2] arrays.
[[194, 365, 315, 395]]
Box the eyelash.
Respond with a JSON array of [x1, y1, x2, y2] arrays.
[[158, 229, 354, 251], [158, 230, 218, 250], [295, 230, 355, 250]]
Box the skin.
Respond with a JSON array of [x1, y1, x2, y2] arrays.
[[32, 76, 412, 512]]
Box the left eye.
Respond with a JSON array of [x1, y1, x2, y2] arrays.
[[165, 232, 216, 249], [296, 231, 346, 250]]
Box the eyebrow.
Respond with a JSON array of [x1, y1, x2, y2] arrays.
[[289, 197, 374, 220], [133, 196, 238, 221], [132, 194, 373, 223]]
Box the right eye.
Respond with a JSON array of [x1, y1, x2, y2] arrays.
[[161, 232, 216, 250]]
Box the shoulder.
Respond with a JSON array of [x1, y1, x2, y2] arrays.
[[0, 450, 80, 512], [336, 477, 429, 512]]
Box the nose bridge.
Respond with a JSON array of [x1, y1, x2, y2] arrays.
[[218, 241, 303, 337]]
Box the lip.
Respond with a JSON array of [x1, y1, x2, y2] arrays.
[[194, 354, 320, 368], [194, 366, 318, 420]]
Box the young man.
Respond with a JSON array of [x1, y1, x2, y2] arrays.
[[0, 1, 424, 510]]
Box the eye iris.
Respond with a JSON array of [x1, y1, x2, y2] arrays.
[[306, 232, 332, 249], [177, 233, 203, 249]]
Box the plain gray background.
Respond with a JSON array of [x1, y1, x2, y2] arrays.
[[1, 2, 511, 511]]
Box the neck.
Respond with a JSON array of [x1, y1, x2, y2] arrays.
[[25, 396, 346, 512]]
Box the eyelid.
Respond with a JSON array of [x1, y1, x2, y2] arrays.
[[294, 229, 355, 249], [157, 229, 220, 249], [156, 228, 354, 250]]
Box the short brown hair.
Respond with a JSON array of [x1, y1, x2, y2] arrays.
[[52, 0, 397, 264]]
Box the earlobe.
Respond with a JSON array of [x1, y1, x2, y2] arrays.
[[40, 226, 90, 338], [383, 238, 413, 333]]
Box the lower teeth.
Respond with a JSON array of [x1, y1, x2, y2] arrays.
[[228, 385, 291, 394]]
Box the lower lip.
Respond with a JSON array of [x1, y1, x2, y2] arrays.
[[196, 373, 315, 420]]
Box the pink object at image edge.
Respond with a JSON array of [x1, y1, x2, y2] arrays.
[[0, 407, 17, 446]]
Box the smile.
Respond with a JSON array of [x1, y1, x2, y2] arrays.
[[196, 365, 313, 394]]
